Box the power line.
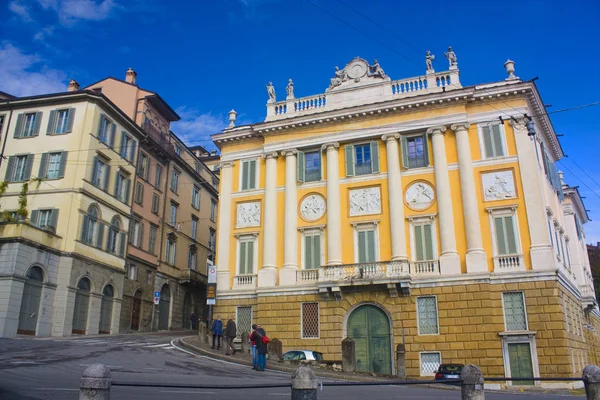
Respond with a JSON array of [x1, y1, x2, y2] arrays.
[[563, 155, 600, 190], [558, 161, 600, 200]]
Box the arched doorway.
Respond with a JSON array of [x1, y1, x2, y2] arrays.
[[183, 292, 192, 329], [347, 304, 392, 375], [72, 277, 91, 334], [158, 284, 170, 330], [17, 266, 44, 335], [131, 289, 142, 331], [99, 285, 114, 334]]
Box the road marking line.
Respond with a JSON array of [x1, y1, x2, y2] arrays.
[[160, 391, 216, 394], [121, 342, 156, 346], [34, 388, 79, 391], [79, 364, 123, 368], [163, 346, 176, 349], [10, 361, 38, 364], [147, 343, 171, 348]]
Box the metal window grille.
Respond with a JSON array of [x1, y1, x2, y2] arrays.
[[417, 296, 438, 335], [301, 302, 319, 338], [503, 292, 527, 331], [420, 352, 441, 375], [236, 306, 252, 339]]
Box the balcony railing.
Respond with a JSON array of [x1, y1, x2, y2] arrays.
[[493, 254, 525, 271], [410, 260, 439, 276], [179, 269, 207, 285], [141, 120, 176, 156], [233, 274, 257, 289], [304, 169, 321, 182], [297, 269, 319, 283], [355, 162, 373, 176]]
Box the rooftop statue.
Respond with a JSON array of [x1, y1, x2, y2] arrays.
[[286, 79, 294, 99], [426, 51, 435, 73], [329, 66, 348, 89], [266, 82, 276, 103], [445, 46, 458, 68], [369, 59, 386, 79]]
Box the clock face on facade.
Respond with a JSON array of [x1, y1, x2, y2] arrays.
[[300, 194, 326, 221]]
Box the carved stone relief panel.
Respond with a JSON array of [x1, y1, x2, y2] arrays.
[[236, 201, 261, 228], [482, 170, 516, 201], [349, 187, 381, 216], [405, 181, 435, 211], [300, 194, 326, 221]]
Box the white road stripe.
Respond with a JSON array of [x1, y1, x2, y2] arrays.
[[147, 343, 172, 348], [163, 346, 176, 349], [120, 342, 156, 347], [160, 391, 216, 394], [79, 364, 123, 368], [34, 388, 79, 391], [10, 361, 38, 364]]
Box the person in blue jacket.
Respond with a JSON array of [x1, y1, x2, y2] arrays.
[[211, 314, 223, 350]]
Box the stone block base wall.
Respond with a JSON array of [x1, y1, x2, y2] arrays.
[[215, 278, 600, 379]]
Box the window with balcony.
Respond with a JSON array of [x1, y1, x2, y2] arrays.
[[478, 122, 506, 158], [148, 224, 158, 255], [97, 114, 115, 147], [192, 186, 201, 210], [237, 237, 256, 275], [47, 108, 75, 135], [489, 208, 522, 270], [240, 159, 257, 190], [345, 142, 379, 176], [114, 171, 131, 203], [303, 232, 322, 269], [30, 208, 58, 232], [211, 199, 217, 222], [5, 154, 33, 182], [91, 155, 110, 190], [15, 112, 41, 138], [297, 150, 321, 182], [138, 153, 150, 179], [503, 291, 528, 331], [355, 224, 378, 263], [169, 202, 178, 226], [135, 182, 144, 204], [412, 221, 435, 261], [170, 168, 180, 193], [155, 164, 163, 188], [417, 296, 439, 335], [120, 132, 136, 162], [401, 134, 429, 169], [191, 216, 198, 240], [151, 193, 159, 214]]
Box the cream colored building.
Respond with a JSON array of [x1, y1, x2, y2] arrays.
[[212, 55, 599, 383]]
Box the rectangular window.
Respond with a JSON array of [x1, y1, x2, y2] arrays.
[[114, 172, 130, 203], [151, 193, 159, 214], [417, 296, 439, 335], [211, 200, 217, 222], [148, 225, 158, 255], [414, 223, 435, 261], [191, 216, 198, 240], [0, 115, 4, 136], [357, 229, 376, 263], [503, 292, 528, 331], [208, 228, 216, 263], [480, 123, 505, 158], [22, 113, 37, 137], [195, 161, 201, 174], [401, 134, 429, 169], [575, 216, 583, 240], [38, 209, 52, 228], [236, 306, 252, 340], [91, 156, 110, 190], [39, 151, 67, 180], [46, 153, 62, 179], [494, 215, 518, 255], [55, 109, 70, 134], [129, 219, 142, 248], [304, 233, 321, 269], [97, 114, 115, 147], [169, 202, 178, 226], [188, 249, 197, 270], [120, 132, 135, 162], [344, 142, 379, 176], [138, 153, 149, 179], [301, 302, 320, 339], [5, 154, 33, 182], [240, 159, 257, 190], [31, 208, 58, 230], [238, 239, 255, 274], [175, 146, 182, 156], [170, 169, 180, 193], [128, 264, 137, 280], [420, 352, 441, 376], [155, 164, 163, 188], [165, 239, 176, 265], [135, 182, 144, 204], [355, 144, 372, 175], [297, 151, 321, 183], [192, 186, 201, 210]]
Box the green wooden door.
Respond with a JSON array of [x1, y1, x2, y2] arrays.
[[508, 343, 534, 385], [18, 281, 42, 335], [347, 305, 391, 375]]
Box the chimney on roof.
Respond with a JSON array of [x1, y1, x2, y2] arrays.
[[125, 68, 137, 85], [67, 79, 80, 92], [558, 171, 565, 186]]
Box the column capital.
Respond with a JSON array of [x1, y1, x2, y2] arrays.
[[219, 161, 234, 169], [450, 123, 470, 132], [381, 133, 400, 142], [321, 142, 339, 151], [280, 149, 298, 157], [426, 125, 447, 136], [262, 152, 279, 160]]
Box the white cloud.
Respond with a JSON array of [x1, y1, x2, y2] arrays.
[[38, 0, 117, 25], [8, 1, 33, 22], [34, 26, 54, 41], [171, 107, 227, 148], [0, 43, 67, 97]]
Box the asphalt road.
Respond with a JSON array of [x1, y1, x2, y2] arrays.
[[0, 332, 584, 400]]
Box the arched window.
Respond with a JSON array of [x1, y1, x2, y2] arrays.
[[103, 284, 114, 298], [77, 277, 91, 292], [107, 217, 120, 254], [26, 266, 44, 282]]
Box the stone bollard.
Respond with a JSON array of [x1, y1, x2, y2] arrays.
[[291, 363, 317, 400], [460, 364, 484, 400], [79, 364, 111, 400], [583, 365, 600, 400], [199, 323, 207, 341], [341, 337, 355, 373], [241, 331, 249, 355], [269, 338, 283, 361], [396, 344, 406, 379]]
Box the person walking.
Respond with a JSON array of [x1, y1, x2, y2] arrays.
[[224, 316, 237, 355], [210, 314, 223, 350], [190, 312, 197, 330], [250, 324, 268, 371], [250, 324, 259, 370]]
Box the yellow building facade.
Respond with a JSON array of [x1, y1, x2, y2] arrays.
[[212, 56, 599, 384]]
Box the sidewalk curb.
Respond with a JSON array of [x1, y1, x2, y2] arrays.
[[21, 330, 192, 341]]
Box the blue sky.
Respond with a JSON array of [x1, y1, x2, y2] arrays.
[[1, 0, 600, 242]]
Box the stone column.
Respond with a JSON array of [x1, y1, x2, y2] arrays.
[[452, 123, 487, 273], [511, 118, 555, 270], [322, 143, 342, 265], [258, 152, 278, 287], [280, 149, 298, 286], [427, 126, 461, 275], [111, 298, 122, 334], [382, 134, 408, 261], [216, 162, 233, 290], [87, 293, 102, 335]]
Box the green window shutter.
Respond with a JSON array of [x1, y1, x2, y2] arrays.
[[114, 174, 120, 197], [246, 240, 254, 274], [297, 150, 305, 183], [414, 225, 424, 260], [241, 161, 249, 190], [49, 209, 59, 230], [119, 232, 126, 257], [313, 235, 321, 268], [239, 242, 247, 274], [400, 136, 409, 169], [30, 210, 40, 226], [109, 124, 116, 148], [423, 224, 434, 260], [130, 140, 137, 163], [32, 112, 42, 136], [344, 144, 355, 176], [39, 153, 49, 179], [492, 124, 504, 156], [81, 215, 89, 241], [482, 126, 494, 158], [58, 151, 68, 179], [97, 114, 105, 137], [23, 155, 34, 180], [96, 223, 104, 248], [103, 164, 111, 190], [370, 141, 380, 173], [422, 133, 430, 166], [120, 132, 127, 157], [494, 217, 507, 255], [91, 157, 99, 184], [124, 179, 131, 203], [358, 231, 366, 263], [504, 216, 517, 254], [366, 230, 376, 262], [5, 156, 15, 181], [66, 108, 76, 133], [249, 160, 256, 189], [304, 235, 313, 269], [46, 110, 57, 135], [13, 114, 24, 138]]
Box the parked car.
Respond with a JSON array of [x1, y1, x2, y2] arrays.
[[434, 364, 464, 384], [281, 350, 324, 362]]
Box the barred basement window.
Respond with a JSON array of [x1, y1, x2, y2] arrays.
[[417, 296, 439, 335], [503, 291, 528, 331], [301, 302, 320, 338], [420, 352, 441, 376], [236, 306, 252, 340]]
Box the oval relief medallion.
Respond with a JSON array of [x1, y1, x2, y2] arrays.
[[405, 181, 435, 211], [300, 194, 326, 221]]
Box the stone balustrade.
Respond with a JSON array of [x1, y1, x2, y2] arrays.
[[410, 260, 440, 275], [296, 260, 412, 285], [493, 254, 525, 271], [233, 274, 257, 289]]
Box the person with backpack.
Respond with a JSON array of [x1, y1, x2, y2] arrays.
[[250, 324, 269, 371], [210, 314, 223, 350]]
